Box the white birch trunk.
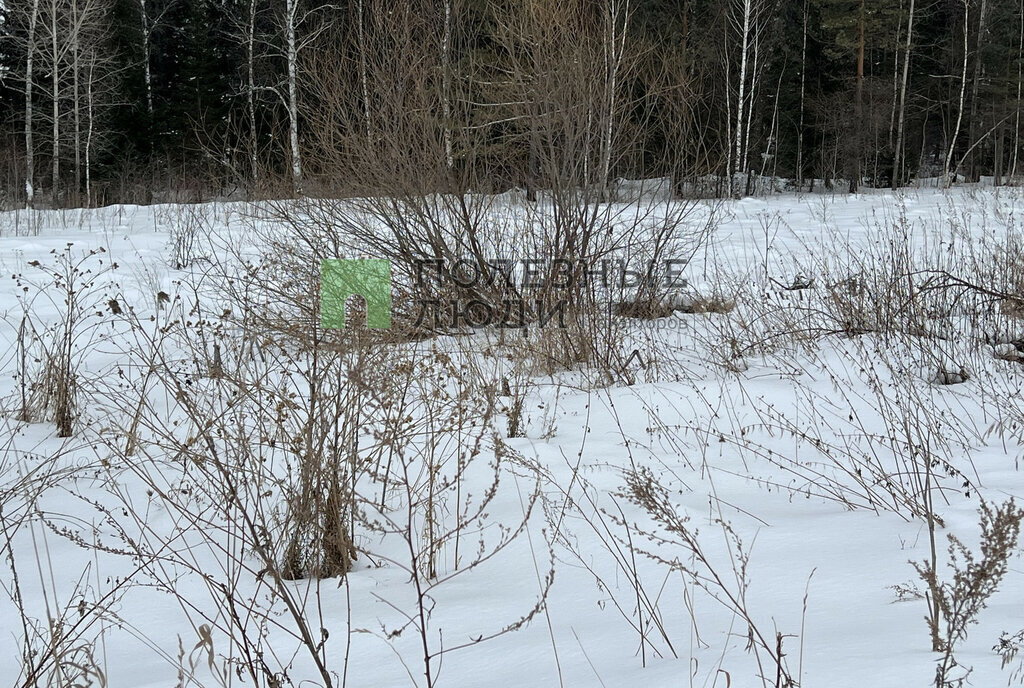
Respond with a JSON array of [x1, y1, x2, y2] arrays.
[[25, 0, 41, 208], [600, 0, 629, 196], [724, 14, 733, 190], [285, 0, 302, 193], [889, 3, 903, 146], [85, 55, 94, 207], [944, 0, 970, 188], [51, 0, 60, 203], [1014, 0, 1023, 177], [742, 23, 760, 175], [894, 0, 915, 189], [733, 0, 752, 185], [247, 0, 259, 184], [140, 0, 153, 117], [73, 0, 81, 199], [797, 0, 807, 187], [441, 0, 454, 171]]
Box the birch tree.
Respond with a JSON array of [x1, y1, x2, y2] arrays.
[[49, 0, 60, 200], [24, 0, 41, 207], [892, 0, 915, 188], [728, 0, 775, 194], [357, 0, 371, 146], [599, 0, 631, 196], [944, 0, 970, 187], [35, 0, 111, 205], [853, 0, 864, 190], [270, 0, 329, 193], [69, 0, 111, 202], [797, 0, 808, 187], [731, 0, 753, 188], [440, 0, 454, 171], [79, 7, 117, 207], [227, 0, 264, 186], [1013, 0, 1023, 177], [140, 0, 152, 116], [284, 0, 301, 191], [135, 0, 176, 121], [246, 0, 259, 184]]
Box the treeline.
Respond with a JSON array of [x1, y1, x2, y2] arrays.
[[1, 0, 1023, 207]]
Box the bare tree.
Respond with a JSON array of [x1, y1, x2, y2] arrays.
[[49, 0, 60, 201], [270, 0, 330, 194], [1014, 0, 1024, 177], [854, 0, 864, 191], [731, 0, 754, 187], [70, 0, 114, 205], [135, 0, 172, 119], [893, 0, 915, 188], [24, 0, 41, 207], [599, 0, 632, 197], [967, 0, 988, 179], [80, 27, 119, 206], [225, 0, 265, 187], [357, 0, 371, 145], [945, 0, 970, 187], [728, 0, 774, 194], [32, 0, 115, 205], [440, 0, 454, 171], [245, 0, 261, 185], [284, 0, 302, 191], [797, 0, 808, 188]]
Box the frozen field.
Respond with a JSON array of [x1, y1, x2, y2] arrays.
[[2, 187, 1024, 688]]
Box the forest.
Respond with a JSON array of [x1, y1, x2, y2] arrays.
[[0, 0, 1022, 206]]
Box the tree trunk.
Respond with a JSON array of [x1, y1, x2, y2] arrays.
[[761, 64, 785, 181], [742, 23, 760, 176], [285, 0, 302, 194], [440, 0, 454, 172], [52, 0, 60, 205], [732, 0, 752, 193], [73, 0, 81, 202], [247, 0, 259, 186], [893, 0, 915, 189], [1014, 0, 1023, 177], [945, 0, 970, 188], [600, 0, 629, 197], [889, 1, 902, 147], [140, 0, 153, 118], [357, 0, 371, 146], [724, 11, 733, 187], [85, 55, 94, 207], [853, 0, 865, 192], [995, 124, 1004, 185], [968, 0, 987, 180], [25, 0, 41, 208], [797, 0, 807, 188]]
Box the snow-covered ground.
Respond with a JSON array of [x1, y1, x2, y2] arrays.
[[2, 188, 1024, 688]]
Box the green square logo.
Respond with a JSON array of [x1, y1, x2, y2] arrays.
[[321, 259, 392, 329]]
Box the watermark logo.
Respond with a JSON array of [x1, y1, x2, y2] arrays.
[[321, 256, 689, 330], [321, 259, 392, 329]]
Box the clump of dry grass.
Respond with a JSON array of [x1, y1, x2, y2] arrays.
[[676, 293, 736, 315], [6, 246, 118, 436]]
